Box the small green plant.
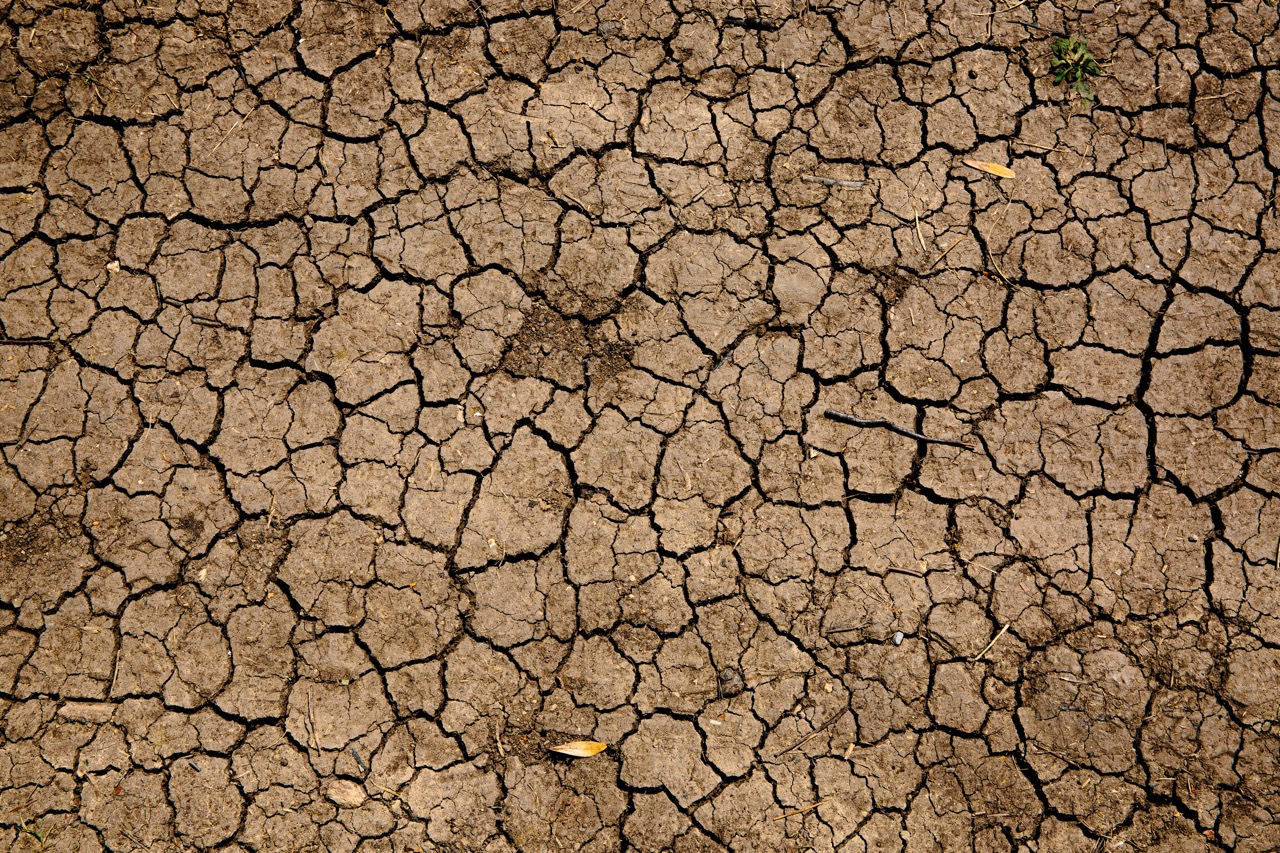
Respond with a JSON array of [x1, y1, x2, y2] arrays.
[[17, 819, 53, 852], [1049, 35, 1105, 105]]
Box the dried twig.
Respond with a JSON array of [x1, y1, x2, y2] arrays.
[[970, 623, 1010, 662], [306, 688, 319, 752], [208, 107, 255, 157], [121, 829, 154, 850], [368, 779, 412, 809], [1013, 139, 1061, 151], [1030, 741, 1084, 767], [772, 796, 839, 820], [985, 249, 1010, 285], [823, 409, 973, 449], [888, 565, 926, 577], [801, 174, 867, 189], [969, 0, 1028, 15], [910, 197, 926, 253], [926, 236, 965, 271], [777, 707, 850, 756]]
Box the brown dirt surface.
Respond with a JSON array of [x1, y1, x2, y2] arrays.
[[1, 0, 1279, 850]]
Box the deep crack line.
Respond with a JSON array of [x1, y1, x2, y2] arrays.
[[823, 408, 974, 449]]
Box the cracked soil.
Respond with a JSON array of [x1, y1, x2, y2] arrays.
[[2, 0, 1280, 850]]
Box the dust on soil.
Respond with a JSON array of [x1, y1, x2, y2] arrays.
[[1, 0, 1279, 850]]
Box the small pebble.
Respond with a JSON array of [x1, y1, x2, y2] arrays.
[[717, 668, 745, 697], [892, 631, 904, 646]]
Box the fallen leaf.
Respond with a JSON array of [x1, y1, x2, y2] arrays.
[[325, 779, 367, 809], [963, 159, 1016, 179], [549, 740, 607, 758]]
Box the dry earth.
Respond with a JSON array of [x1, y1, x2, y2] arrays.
[[1, 0, 1279, 850]]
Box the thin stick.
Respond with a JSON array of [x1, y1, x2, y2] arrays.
[[682, 182, 715, 208], [911, 198, 926, 253], [969, 0, 1028, 15], [970, 623, 1009, 662], [986, 249, 1010, 285], [1030, 742, 1082, 767], [208, 107, 255, 156], [772, 797, 836, 820], [957, 555, 999, 574], [1075, 139, 1094, 175], [367, 779, 413, 810], [306, 689, 319, 752], [777, 707, 850, 756], [1013, 139, 1060, 151], [926, 236, 965, 271], [823, 409, 973, 449], [801, 174, 867, 189]]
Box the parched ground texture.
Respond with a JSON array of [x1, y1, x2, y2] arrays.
[[2, 0, 1280, 850]]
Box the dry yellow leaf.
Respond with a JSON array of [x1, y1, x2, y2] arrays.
[[549, 740, 608, 758], [962, 159, 1016, 179]]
